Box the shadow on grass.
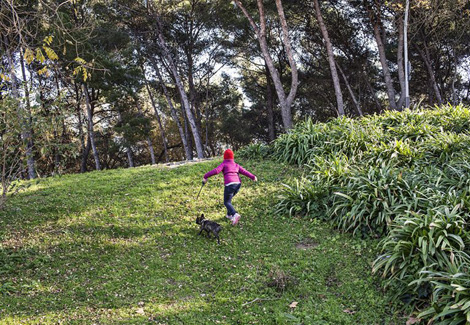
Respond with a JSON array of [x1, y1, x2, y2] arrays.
[[0, 159, 398, 324]]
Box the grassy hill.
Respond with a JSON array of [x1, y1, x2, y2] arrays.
[[0, 159, 398, 324]]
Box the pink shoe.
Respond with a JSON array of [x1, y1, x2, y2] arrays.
[[232, 213, 241, 225], [226, 214, 233, 220]]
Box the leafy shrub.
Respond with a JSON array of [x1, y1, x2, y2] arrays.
[[329, 164, 426, 236], [372, 206, 469, 306], [416, 255, 470, 324], [275, 154, 351, 219], [274, 117, 378, 165], [237, 143, 273, 160], [273, 104, 470, 314]]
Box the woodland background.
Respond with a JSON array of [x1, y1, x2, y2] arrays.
[[1, 0, 469, 180]]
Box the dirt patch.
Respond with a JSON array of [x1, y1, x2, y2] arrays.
[[266, 266, 298, 292], [295, 239, 319, 250]]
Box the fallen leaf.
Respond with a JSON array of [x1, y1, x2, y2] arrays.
[[289, 301, 298, 308], [343, 308, 356, 315], [406, 316, 420, 325], [136, 307, 145, 315]]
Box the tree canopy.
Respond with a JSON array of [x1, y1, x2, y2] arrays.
[[1, 0, 469, 178]]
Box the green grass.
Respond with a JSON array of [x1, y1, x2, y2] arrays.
[[0, 159, 399, 324]]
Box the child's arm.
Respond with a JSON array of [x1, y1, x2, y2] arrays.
[[239, 165, 257, 181], [203, 163, 224, 183]]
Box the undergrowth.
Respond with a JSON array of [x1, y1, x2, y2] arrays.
[[271, 104, 470, 323]]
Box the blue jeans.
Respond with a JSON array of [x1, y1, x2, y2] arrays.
[[224, 183, 241, 216]]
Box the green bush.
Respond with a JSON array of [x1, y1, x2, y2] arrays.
[[273, 104, 470, 316], [373, 206, 469, 305], [416, 256, 470, 324], [237, 143, 273, 160]]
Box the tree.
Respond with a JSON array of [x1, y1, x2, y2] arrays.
[[233, 0, 298, 130], [313, 0, 344, 116], [0, 96, 25, 209]]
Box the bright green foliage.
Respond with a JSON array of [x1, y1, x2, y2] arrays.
[[416, 256, 470, 324], [374, 206, 469, 303], [237, 143, 273, 160], [273, 105, 470, 319], [0, 160, 399, 323], [0, 97, 31, 209]]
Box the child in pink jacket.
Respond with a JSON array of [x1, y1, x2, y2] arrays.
[[203, 149, 257, 225]]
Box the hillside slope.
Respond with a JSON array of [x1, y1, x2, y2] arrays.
[[0, 160, 398, 324]]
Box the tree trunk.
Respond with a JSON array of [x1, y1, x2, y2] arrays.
[[180, 98, 194, 160], [364, 71, 382, 111], [74, 82, 87, 173], [147, 137, 156, 165], [144, 83, 169, 163], [134, 97, 157, 165], [3, 35, 36, 179], [313, 0, 345, 116], [151, 60, 192, 160], [155, 20, 204, 158], [19, 47, 36, 179], [416, 40, 443, 105], [126, 150, 135, 168], [53, 75, 62, 173], [336, 62, 363, 116], [265, 63, 275, 142], [82, 84, 101, 171], [185, 44, 203, 134], [81, 136, 91, 172], [396, 15, 406, 109], [366, 2, 398, 110], [116, 110, 135, 168], [234, 0, 298, 130]]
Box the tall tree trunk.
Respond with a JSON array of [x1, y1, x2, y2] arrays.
[[3, 35, 36, 179], [81, 136, 91, 172], [147, 137, 156, 165], [336, 62, 363, 116], [366, 2, 398, 110], [364, 71, 382, 111], [180, 98, 194, 160], [53, 75, 62, 173], [234, 0, 298, 130], [144, 83, 169, 163], [19, 47, 36, 179], [416, 39, 443, 105], [74, 82, 88, 173], [185, 46, 203, 134], [126, 150, 135, 168], [313, 0, 345, 116], [452, 52, 458, 105], [265, 63, 275, 142], [82, 84, 101, 171], [134, 98, 157, 165], [151, 60, 192, 160], [116, 110, 135, 168], [396, 15, 406, 109], [203, 76, 211, 154], [155, 20, 204, 159]]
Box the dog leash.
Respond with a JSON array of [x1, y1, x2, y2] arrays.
[[196, 181, 205, 200]]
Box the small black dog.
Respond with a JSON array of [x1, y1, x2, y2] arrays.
[[196, 213, 222, 244]]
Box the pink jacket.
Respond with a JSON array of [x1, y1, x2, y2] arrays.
[[204, 159, 256, 185]]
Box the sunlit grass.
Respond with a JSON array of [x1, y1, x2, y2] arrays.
[[0, 159, 400, 324]]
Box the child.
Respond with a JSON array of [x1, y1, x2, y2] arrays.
[[202, 149, 257, 225]]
